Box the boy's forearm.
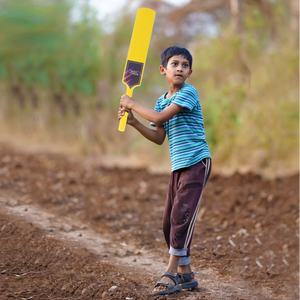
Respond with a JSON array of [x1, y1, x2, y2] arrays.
[[130, 118, 165, 145], [131, 102, 163, 125], [120, 94, 182, 125]]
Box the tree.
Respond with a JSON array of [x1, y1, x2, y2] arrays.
[[290, 0, 299, 46], [230, 0, 243, 34]]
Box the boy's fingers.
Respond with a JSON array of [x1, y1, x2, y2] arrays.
[[117, 107, 125, 119]]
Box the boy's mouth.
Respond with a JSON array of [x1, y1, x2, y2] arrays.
[[175, 74, 183, 77]]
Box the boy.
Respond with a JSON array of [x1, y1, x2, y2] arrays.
[[118, 46, 211, 295]]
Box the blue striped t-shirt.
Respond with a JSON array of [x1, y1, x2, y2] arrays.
[[151, 83, 211, 172]]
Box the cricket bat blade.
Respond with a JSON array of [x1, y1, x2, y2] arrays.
[[118, 7, 155, 132]]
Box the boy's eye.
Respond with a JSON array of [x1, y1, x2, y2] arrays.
[[183, 64, 188, 67]]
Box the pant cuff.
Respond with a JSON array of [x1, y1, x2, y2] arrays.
[[178, 256, 191, 266], [169, 246, 188, 256]]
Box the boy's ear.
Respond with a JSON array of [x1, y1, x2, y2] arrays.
[[187, 69, 193, 78], [159, 65, 166, 75]]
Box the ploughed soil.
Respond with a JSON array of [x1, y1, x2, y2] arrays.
[[0, 142, 298, 300]]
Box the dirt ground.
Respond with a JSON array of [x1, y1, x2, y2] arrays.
[[0, 142, 299, 300]]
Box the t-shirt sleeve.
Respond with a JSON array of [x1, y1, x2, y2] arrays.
[[150, 99, 162, 127], [172, 85, 199, 111]]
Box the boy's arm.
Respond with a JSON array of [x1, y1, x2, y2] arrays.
[[120, 94, 183, 125], [118, 108, 166, 145]]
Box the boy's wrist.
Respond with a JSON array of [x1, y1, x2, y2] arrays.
[[130, 101, 136, 110], [129, 117, 138, 127]]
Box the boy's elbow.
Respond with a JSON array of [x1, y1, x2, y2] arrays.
[[154, 116, 165, 126], [156, 135, 165, 145]]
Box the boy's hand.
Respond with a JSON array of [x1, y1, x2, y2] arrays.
[[120, 94, 135, 109], [118, 107, 136, 125]]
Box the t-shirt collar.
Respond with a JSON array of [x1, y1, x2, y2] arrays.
[[163, 83, 187, 99]]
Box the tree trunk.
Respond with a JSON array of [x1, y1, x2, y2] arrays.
[[230, 0, 243, 34], [290, 0, 299, 46]]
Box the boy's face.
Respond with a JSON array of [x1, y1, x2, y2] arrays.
[[160, 55, 192, 87]]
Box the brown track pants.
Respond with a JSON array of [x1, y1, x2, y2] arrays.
[[162, 158, 211, 263]]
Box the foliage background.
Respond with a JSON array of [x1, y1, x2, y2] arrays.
[[0, 0, 298, 177]]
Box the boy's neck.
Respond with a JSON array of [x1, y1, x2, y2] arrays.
[[165, 83, 186, 99]]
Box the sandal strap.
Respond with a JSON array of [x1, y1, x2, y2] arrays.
[[178, 271, 194, 283], [162, 271, 177, 277], [154, 281, 174, 289], [161, 271, 180, 286]]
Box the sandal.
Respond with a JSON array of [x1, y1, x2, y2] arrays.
[[152, 271, 182, 295], [178, 271, 198, 289]]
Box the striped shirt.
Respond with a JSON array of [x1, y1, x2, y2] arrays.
[[151, 83, 211, 171]]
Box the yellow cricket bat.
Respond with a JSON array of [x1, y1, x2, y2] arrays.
[[118, 7, 156, 132]]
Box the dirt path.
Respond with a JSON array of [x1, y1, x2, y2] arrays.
[[0, 143, 298, 299], [1, 195, 278, 300]]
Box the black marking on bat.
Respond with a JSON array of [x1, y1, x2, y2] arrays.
[[123, 60, 144, 88]]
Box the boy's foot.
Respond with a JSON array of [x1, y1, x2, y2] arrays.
[[178, 271, 198, 289], [152, 271, 182, 295]]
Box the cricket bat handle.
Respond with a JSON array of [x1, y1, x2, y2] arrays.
[[118, 111, 128, 132], [118, 88, 133, 132]]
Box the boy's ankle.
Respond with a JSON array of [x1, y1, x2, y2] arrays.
[[178, 264, 192, 274]]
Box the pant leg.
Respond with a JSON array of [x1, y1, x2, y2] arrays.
[[164, 158, 211, 261], [162, 169, 178, 250], [183, 158, 211, 257]]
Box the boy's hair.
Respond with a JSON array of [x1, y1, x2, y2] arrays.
[[160, 46, 193, 70]]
